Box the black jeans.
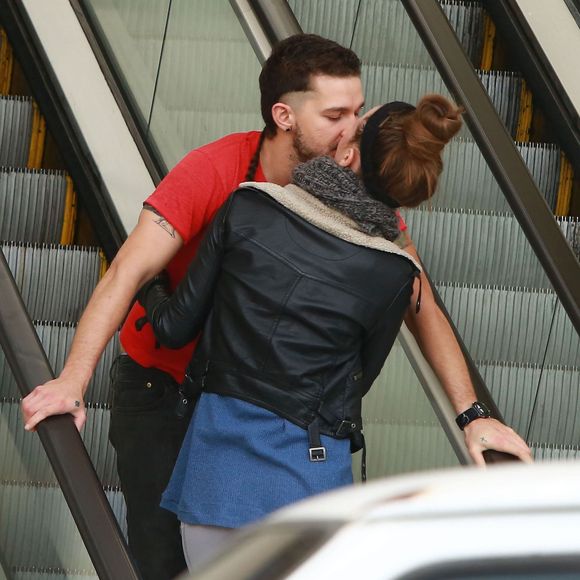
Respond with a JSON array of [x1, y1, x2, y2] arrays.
[[109, 354, 192, 580]]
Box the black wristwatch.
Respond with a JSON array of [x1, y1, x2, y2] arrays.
[[455, 401, 491, 431]]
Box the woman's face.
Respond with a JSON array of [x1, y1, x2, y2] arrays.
[[333, 106, 381, 173]]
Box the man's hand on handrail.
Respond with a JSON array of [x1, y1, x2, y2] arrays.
[[22, 374, 86, 431], [464, 418, 533, 467]]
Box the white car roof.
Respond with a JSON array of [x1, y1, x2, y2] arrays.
[[268, 461, 580, 524]]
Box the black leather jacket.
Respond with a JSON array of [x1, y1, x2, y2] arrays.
[[139, 183, 420, 451]]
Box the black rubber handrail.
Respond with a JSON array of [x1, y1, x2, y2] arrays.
[[401, 0, 580, 337], [563, 0, 580, 30], [0, 251, 140, 580]]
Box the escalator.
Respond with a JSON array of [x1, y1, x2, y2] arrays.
[[0, 25, 128, 580], [0, 0, 578, 578]]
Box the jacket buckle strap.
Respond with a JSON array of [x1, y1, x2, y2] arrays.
[[335, 419, 359, 437], [309, 447, 327, 462], [308, 421, 326, 462]]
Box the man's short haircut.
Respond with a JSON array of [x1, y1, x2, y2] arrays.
[[259, 34, 362, 136]]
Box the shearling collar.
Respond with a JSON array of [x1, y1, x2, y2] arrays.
[[239, 181, 422, 272]]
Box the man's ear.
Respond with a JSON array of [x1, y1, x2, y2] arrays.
[[271, 102, 295, 133]]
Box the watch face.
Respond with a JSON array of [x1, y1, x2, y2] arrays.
[[473, 401, 491, 417]]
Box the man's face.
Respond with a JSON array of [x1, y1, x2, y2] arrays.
[[289, 74, 365, 162]]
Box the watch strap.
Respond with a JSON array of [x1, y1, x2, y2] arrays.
[[456, 401, 491, 431]]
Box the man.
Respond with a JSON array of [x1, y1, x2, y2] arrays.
[[21, 34, 531, 579]]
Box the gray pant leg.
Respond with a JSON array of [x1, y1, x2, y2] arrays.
[[180, 522, 236, 572]]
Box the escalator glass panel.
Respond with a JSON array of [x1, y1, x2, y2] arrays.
[[148, 0, 262, 168], [81, 0, 171, 130]]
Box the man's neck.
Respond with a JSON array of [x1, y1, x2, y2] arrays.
[[259, 134, 296, 186]]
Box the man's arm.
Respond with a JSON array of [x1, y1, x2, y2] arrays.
[[403, 242, 532, 466], [141, 196, 232, 349], [21, 207, 183, 432]]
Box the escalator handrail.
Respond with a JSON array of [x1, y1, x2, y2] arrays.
[[0, 250, 140, 580], [401, 0, 580, 337], [564, 0, 580, 26]]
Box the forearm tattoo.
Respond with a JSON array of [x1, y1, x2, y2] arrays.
[[144, 204, 176, 238]]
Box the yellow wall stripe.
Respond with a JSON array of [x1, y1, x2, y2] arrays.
[[555, 154, 573, 217], [480, 13, 496, 71], [515, 80, 533, 142], [99, 250, 109, 279], [60, 175, 78, 245], [27, 101, 46, 169], [0, 29, 14, 94]]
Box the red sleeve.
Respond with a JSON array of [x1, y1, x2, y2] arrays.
[[144, 149, 225, 244], [396, 210, 407, 232]]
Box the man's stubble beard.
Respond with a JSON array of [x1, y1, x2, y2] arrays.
[[293, 124, 326, 163]]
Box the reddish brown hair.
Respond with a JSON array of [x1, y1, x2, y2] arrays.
[[370, 94, 463, 207]]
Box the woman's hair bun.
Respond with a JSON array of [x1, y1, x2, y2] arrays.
[[415, 94, 463, 144]]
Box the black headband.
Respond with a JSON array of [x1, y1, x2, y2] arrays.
[[360, 100, 416, 208]]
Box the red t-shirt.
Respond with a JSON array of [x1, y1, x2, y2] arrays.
[[120, 131, 408, 382], [120, 132, 266, 381]]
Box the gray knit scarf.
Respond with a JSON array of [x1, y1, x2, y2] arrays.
[[292, 156, 400, 241]]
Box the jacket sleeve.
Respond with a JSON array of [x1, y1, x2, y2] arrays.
[[137, 195, 234, 349]]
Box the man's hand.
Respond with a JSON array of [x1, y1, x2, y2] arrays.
[[22, 375, 87, 431], [20, 207, 183, 433], [464, 418, 533, 467]]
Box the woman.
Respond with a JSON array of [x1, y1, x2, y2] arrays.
[[137, 94, 462, 570]]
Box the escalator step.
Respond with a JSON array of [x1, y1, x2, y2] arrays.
[[531, 443, 580, 461], [560, 217, 580, 259], [289, 0, 484, 67], [0, 96, 33, 167], [13, 571, 97, 580], [481, 361, 580, 447], [403, 208, 551, 288], [0, 398, 120, 487], [0, 480, 124, 575], [362, 341, 579, 478], [437, 282, 579, 367], [1, 242, 101, 322], [362, 64, 522, 137], [432, 139, 561, 212], [0, 323, 118, 405], [0, 168, 68, 243]]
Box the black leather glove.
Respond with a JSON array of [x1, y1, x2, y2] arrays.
[[135, 271, 171, 330]]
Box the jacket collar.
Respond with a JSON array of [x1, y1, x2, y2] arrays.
[[239, 181, 422, 272]]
